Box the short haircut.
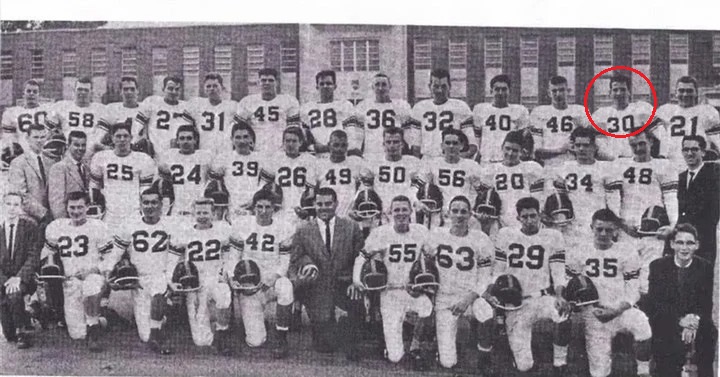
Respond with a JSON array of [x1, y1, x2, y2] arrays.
[[383, 126, 404, 140], [591, 208, 620, 225], [27, 123, 46, 135], [176, 124, 198, 138], [449, 195, 471, 210], [24, 79, 41, 88], [442, 128, 464, 142], [140, 186, 161, 198], [315, 70, 336, 85], [391, 195, 412, 208], [676, 75, 698, 90], [76, 76, 92, 86], [193, 198, 214, 207], [111, 121, 132, 136], [282, 127, 304, 143], [120, 75, 138, 87], [315, 187, 338, 203], [252, 188, 278, 207], [67, 130, 87, 145], [609, 74, 632, 91], [231, 120, 256, 143], [430, 68, 451, 82], [515, 197, 540, 214], [258, 68, 278, 79], [67, 191, 89, 205], [503, 130, 526, 147], [682, 135, 707, 150], [671, 223, 699, 241], [204, 72, 224, 86], [3, 191, 24, 204], [329, 129, 348, 141], [570, 126, 598, 144], [490, 74, 511, 88], [549, 75, 568, 86], [163, 75, 183, 89], [373, 73, 391, 86]]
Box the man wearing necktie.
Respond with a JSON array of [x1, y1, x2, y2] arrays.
[[289, 187, 366, 360], [49, 131, 90, 219], [0, 192, 41, 349], [9, 123, 55, 225]]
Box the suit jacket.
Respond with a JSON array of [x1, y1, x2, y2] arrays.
[[48, 155, 89, 219], [0, 218, 41, 287], [9, 151, 56, 221], [678, 161, 720, 230]]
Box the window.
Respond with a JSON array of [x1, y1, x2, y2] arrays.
[[631, 35, 652, 99], [280, 44, 297, 73], [329, 39, 380, 72], [121, 47, 137, 77], [449, 39, 467, 98], [594, 35, 614, 107], [713, 34, 720, 69], [520, 37, 539, 68], [183, 46, 200, 98], [557, 37, 576, 67], [520, 36, 539, 107], [62, 50, 77, 78], [246, 44, 265, 93], [413, 39, 432, 99], [669, 33, 689, 64], [31, 49, 44, 79], [214, 45, 233, 96], [91, 49, 107, 77], [152, 47, 168, 76], [594, 35, 613, 66], [484, 36, 503, 68], [1, 51, 13, 80]]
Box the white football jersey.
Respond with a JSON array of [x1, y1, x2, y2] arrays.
[[113, 216, 180, 277], [1, 104, 51, 149], [101, 102, 146, 139], [365, 223, 430, 287], [567, 239, 641, 307], [209, 150, 263, 217], [479, 161, 545, 227], [300, 100, 360, 150], [494, 227, 566, 295], [409, 98, 474, 158], [228, 216, 295, 278], [651, 103, 720, 166], [529, 104, 588, 166], [170, 221, 232, 282], [47, 101, 107, 142], [430, 227, 494, 296], [89, 150, 157, 220], [547, 160, 613, 229], [260, 153, 318, 211], [631, 237, 665, 295], [157, 149, 213, 214], [186, 97, 238, 153], [365, 155, 421, 210], [44, 218, 113, 278], [591, 101, 654, 158], [473, 103, 530, 163], [136, 96, 195, 153], [355, 99, 413, 157], [605, 157, 678, 228], [421, 157, 481, 209], [236, 94, 301, 153], [316, 155, 364, 217]]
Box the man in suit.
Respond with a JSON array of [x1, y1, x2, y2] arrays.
[[646, 223, 716, 377], [48, 130, 89, 219], [289, 186, 366, 360], [0, 192, 41, 348], [9, 123, 55, 225], [677, 135, 720, 264]]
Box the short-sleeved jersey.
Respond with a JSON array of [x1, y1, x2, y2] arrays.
[[355, 99, 413, 157], [316, 155, 363, 217], [365, 223, 430, 287], [529, 104, 589, 166], [651, 103, 720, 165], [547, 160, 612, 229], [100, 102, 146, 138], [604, 157, 678, 227], [300, 100, 360, 150], [158, 149, 213, 214], [89, 150, 157, 219], [259, 153, 318, 211], [186, 97, 238, 153], [228, 216, 295, 277], [567, 240, 641, 307], [1, 104, 51, 143], [365, 155, 421, 209], [493, 227, 566, 295], [170, 221, 232, 282], [44, 218, 113, 277], [409, 98, 474, 158], [421, 157, 481, 209], [113, 216, 180, 277], [136, 96, 195, 153], [591, 102, 654, 158], [235, 94, 301, 153], [473, 103, 530, 163], [479, 161, 545, 227], [430, 227, 494, 296], [209, 150, 263, 216], [47, 101, 107, 142]]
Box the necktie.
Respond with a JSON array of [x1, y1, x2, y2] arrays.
[[324, 220, 332, 254], [687, 171, 695, 189], [37, 155, 46, 184], [78, 162, 88, 187], [8, 224, 15, 260]]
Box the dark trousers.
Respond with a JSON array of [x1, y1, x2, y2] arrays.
[[0, 282, 36, 341], [652, 321, 717, 377]]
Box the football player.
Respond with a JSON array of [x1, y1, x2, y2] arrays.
[[300, 70, 361, 155], [46, 77, 108, 154], [531, 75, 590, 166], [157, 125, 212, 216], [650, 76, 720, 170], [430, 195, 495, 370], [42, 191, 114, 351], [89, 122, 157, 227], [1, 79, 50, 150], [478, 130, 544, 228], [96, 76, 146, 151], [316, 129, 363, 217], [209, 121, 264, 220], [187, 73, 238, 153], [566, 208, 651, 377], [355, 73, 413, 157], [136, 75, 195, 152], [604, 132, 678, 237], [168, 198, 234, 354], [227, 189, 295, 358], [352, 195, 434, 364], [235, 68, 301, 153], [408, 68, 476, 159], [487, 197, 570, 375], [473, 74, 530, 163], [109, 186, 178, 354], [591, 74, 655, 159]]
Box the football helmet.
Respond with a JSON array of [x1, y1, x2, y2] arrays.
[[171, 260, 201, 293], [409, 255, 440, 291], [542, 192, 575, 226], [637, 205, 670, 236], [474, 188, 502, 219], [564, 275, 600, 311], [491, 274, 524, 311], [360, 258, 388, 291], [358, 167, 375, 187], [42, 134, 67, 161], [352, 188, 382, 220], [87, 189, 106, 220], [1, 142, 23, 172], [131, 137, 155, 158], [36, 251, 65, 282], [297, 263, 319, 282], [152, 177, 176, 216], [296, 186, 316, 220], [108, 257, 141, 290], [415, 181, 443, 214], [230, 259, 263, 295]]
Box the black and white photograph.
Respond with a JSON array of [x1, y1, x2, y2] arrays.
[[0, 1, 718, 376]]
